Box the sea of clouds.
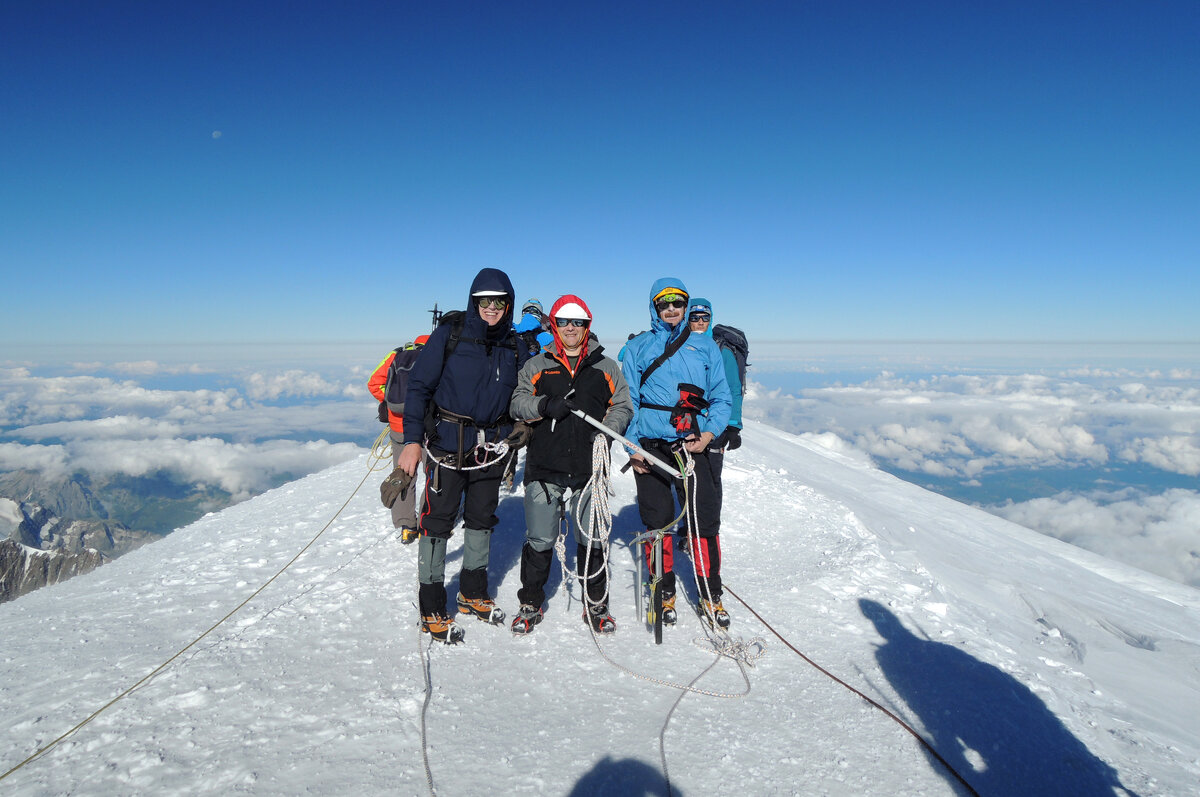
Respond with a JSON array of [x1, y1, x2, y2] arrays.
[[745, 342, 1200, 588], [0, 346, 380, 500], [3, 341, 1198, 588]]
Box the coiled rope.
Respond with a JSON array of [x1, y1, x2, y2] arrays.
[[563, 437, 754, 698], [552, 433, 616, 611], [0, 432, 393, 784]]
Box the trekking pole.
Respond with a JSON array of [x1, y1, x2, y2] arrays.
[[569, 410, 680, 479]]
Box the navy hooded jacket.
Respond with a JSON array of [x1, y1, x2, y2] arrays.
[[402, 268, 529, 452]]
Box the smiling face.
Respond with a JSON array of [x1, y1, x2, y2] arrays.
[[475, 296, 508, 327], [556, 318, 588, 354]]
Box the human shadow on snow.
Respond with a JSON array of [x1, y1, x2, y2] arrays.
[[859, 599, 1138, 797], [568, 755, 674, 797]]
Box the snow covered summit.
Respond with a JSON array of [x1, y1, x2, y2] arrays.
[[1, 421, 1197, 795]]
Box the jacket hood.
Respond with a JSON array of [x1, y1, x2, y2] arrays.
[[687, 296, 714, 336], [647, 277, 689, 335], [467, 267, 517, 337], [549, 294, 594, 363]]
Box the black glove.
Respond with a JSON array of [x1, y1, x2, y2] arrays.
[[503, 420, 533, 450], [379, 466, 413, 508], [538, 395, 574, 421], [377, 401, 389, 423], [725, 426, 742, 451]]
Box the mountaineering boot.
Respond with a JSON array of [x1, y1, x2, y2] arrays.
[[457, 593, 506, 625], [422, 613, 465, 645], [661, 594, 677, 626], [584, 603, 616, 634], [399, 526, 419, 545], [699, 598, 731, 630], [511, 604, 544, 635]]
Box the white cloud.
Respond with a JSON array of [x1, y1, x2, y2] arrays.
[[13, 416, 183, 441], [243, 370, 353, 401], [1119, 436, 1200, 477], [990, 489, 1200, 588], [0, 442, 69, 479], [745, 370, 1197, 479], [0, 369, 246, 427], [1, 366, 376, 497], [67, 437, 362, 499], [111, 360, 210, 376]]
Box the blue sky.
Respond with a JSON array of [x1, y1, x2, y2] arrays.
[[3, 1, 1198, 345]]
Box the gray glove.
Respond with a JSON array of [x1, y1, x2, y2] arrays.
[[504, 420, 533, 450], [380, 466, 413, 508]]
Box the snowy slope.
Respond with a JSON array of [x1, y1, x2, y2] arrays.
[[1, 421, 1197, 796]]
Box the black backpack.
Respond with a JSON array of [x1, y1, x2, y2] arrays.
[[711, 324, 749, 395], [435, 309, 518, 357], [383, 342, 426, 417]]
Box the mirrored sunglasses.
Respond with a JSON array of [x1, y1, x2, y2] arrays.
[[476, 297, 508, 309], [555, 318, 590, 328], [655, 296, 688, 311], [689, 313, 711, 322]]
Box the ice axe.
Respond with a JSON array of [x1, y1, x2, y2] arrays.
[[569, 409, 681, 479], [570, 408, 677, 644]]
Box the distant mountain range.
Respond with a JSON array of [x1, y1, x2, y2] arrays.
[[0, 470, 196, 603]]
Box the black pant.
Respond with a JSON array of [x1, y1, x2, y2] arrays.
[[633, 439, 722, 599], [517, 542, 608, 610], [633, 439, 721, 535], [417, 448, 505, 539]]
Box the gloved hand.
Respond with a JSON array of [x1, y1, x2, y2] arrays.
[[725, 426, 742, 451], [377, 401, 389, 423], [538, 395, 574, 421], [380, 466, 413, 508], [503, 420, 533, 450]]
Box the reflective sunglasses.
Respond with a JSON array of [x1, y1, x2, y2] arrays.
[[555, 318, 590, 328], [689, 313, 711, 322], [655, 295, 688, 311], [475, 296, 508, 310]]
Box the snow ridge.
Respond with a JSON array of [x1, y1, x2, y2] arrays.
[[1, 421, 1197, 795]]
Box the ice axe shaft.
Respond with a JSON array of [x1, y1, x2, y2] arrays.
[[570, 409, 681, 479]]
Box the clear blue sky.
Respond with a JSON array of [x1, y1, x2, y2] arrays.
[[3, 1, 1198, 346]]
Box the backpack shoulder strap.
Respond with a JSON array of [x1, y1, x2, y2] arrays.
[[639, 326, 691, 387]]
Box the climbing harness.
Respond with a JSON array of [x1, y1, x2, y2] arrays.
[[0, 441, 394, 784]]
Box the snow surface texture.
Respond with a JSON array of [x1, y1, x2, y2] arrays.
[[1, 421, 1197, 795]]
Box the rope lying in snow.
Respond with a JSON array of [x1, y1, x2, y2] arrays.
[[659, 655, 723, 797], [0, 444, 388, 784], [724, 584, 982, 797], [415, 621, 439, 797]]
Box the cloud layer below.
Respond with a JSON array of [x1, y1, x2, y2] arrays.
[[1, 363, 376, 500], [745, 362, 1200, 588]]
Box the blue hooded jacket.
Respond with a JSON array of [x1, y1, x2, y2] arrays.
[[621, 278, 732, 443], [688, 296, 742, 429], [402, 268, 529, 451]]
